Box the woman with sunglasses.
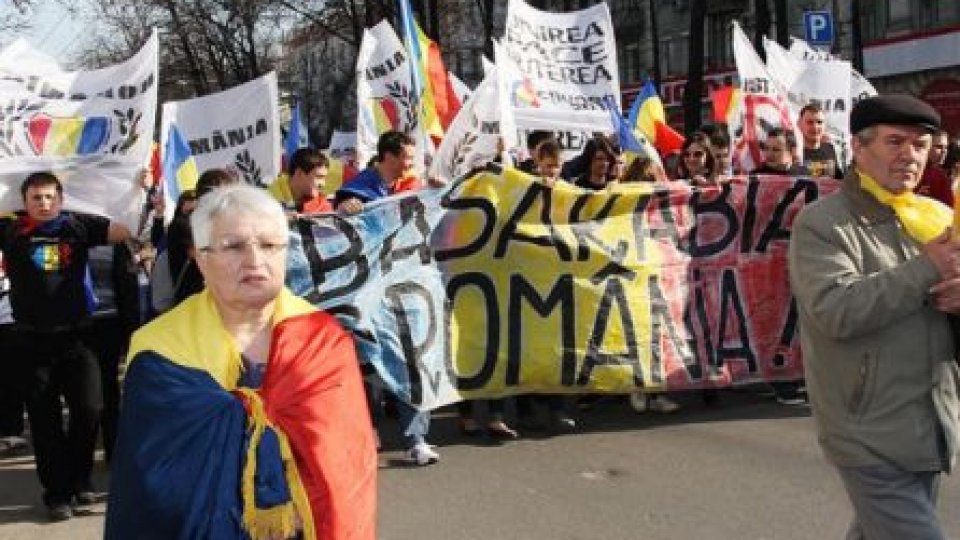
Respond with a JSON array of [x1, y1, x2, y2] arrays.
[[674, 136, 720, 186]]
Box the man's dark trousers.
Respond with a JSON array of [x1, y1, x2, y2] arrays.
[[14, 328, 102, 506]]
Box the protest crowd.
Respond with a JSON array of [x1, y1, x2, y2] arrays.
[[3, 1, 960, 539]]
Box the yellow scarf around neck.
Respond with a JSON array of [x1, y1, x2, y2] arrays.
[[858, 169, 953, 244]]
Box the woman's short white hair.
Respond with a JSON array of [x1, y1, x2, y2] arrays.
[[190, 184, 287, 249]]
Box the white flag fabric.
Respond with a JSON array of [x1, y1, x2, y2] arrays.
[[0, 32, 159, 229], [160, 72, 280, 187], [328, 130, 358, 163], [499, 0, 620, 138], [764, 37, 851, 146], [449, 72, 472, 105], [787, 37, 877, 103], [730, 22, 793, 173], [430, 67, 503, 182], [355, 21, 419, 168]]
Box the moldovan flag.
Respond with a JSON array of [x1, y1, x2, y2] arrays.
[[398, 0, 460, 138], [161, 124, 199, 201], [627, 80, 684, 155]]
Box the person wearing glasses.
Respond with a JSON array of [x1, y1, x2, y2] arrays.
[[107, 184, 377, 539], [674, 136, 720, 186]]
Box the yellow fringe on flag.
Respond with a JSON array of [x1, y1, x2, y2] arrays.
[[235, 388, 316, 540], [858, 169, 953, 244]]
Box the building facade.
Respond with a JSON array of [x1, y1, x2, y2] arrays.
[[281, 1, 960, 142]]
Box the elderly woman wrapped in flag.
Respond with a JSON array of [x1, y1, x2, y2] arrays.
[[105, 184, 377, 539]]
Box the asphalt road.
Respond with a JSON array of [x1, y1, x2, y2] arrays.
[[2, 390, 959, 539]]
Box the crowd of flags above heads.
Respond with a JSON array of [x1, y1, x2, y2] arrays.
[[155, 0, 859, 196]]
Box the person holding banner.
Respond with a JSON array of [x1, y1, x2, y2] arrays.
[[106, 184, 377, 539], [573, 135, 622, 191], [0, 172, 132, 521], [533, 139, 564, 186], [270, 148, 334, 215], [789, 95, 960, 539], [334, 130, 440, 465], [673, 136, 720, 186], [698, 126, 737, 177], [749, 128, 809, 178], [335, 131, 421, 214], [520, 131, 558, 176]]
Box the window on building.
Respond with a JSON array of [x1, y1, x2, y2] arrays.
[[919, 0, 937, 29], [862, 1, 882, 41], [662, 35, 689, 78], [661, 38, 673, 76], [623, 43, 639, 84], [886, 0, 912, 33], [938, 0, 960, 26], [706, 11, 736, 69]]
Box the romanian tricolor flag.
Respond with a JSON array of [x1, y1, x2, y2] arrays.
[[606, 98, 661, 167], [105, 289, 377, 540], [283, 100, 310, 168], [26, 113, 111, 157], [398, 0, 461, 139], [626, 80, 685, 155], [371, 96, 401, 133], [161, 124, 199, 201], [711, 84, 741, 125]]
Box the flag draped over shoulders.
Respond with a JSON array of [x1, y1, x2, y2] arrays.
[[106, 289, 377, 540]]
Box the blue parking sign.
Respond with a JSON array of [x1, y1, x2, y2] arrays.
[[804, 11, 834, 45]]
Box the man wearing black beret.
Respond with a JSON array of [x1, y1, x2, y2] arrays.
[[789, 94, 960, 539]]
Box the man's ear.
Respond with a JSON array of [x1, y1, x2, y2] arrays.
[[851, 135, 864, 154]]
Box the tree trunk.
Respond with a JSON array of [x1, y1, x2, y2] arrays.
[[774, 0, 788, 48], [683, 0, 706, 133], [850, 0, 864, 72], [648, 0, 661, 87], [163, 0, 208, 95], [478, 0, 494, 60], [753, 0, 771, 61]]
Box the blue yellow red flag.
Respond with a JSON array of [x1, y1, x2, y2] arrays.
[[161, 124, 199, 201]]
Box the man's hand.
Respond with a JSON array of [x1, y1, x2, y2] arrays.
[[337, 197, 364, 215], [930, 276, 960, 314], [107, 222, 133, 244], [923, 229, 960, 278]]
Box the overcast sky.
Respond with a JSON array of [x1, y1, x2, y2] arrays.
[[2, 1, 91, 60]]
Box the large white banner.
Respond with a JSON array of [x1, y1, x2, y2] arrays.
[[764, 37, 851, 145], [161, 72, 280, 187], [355, 21, 418, 168], [0, 32, 159, 228], [787, 38, 877, 104], [499, 0, 620, 138], [731, 22, 793, 173], [430, 67, 503, 182]]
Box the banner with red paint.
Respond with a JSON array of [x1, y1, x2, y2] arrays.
[[287, 169, 840, 409]]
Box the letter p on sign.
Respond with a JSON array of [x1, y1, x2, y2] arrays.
[[803, 11, 833, 45]]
